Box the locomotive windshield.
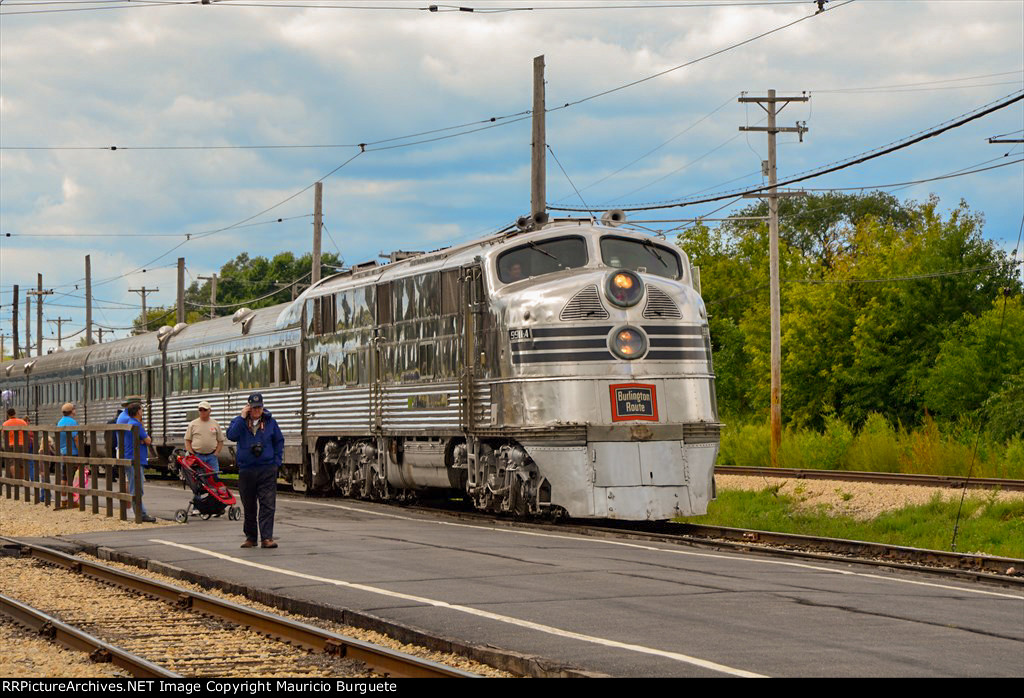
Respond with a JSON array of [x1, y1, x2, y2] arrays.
[[497, 236, 588, 283], [600, 236, 682, 279]]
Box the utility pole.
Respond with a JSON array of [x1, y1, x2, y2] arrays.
[[197, 274, 217, 319], [531, 54, 546, 220], [312, 182, 323, 286], [96, 327, 108, 343], [177, 257, 185, 325], [47, 317, 72, 348], [25, 295, 31, 358], [12, 285, 19, 359], [27, 274, 53, 357], [129, 286, 159, 332], [85, 255, 93, 346], [739, 89, 809, 469]]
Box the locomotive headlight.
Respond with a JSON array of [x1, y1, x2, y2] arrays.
[[610, 326, 647, 360], [605, 270, 644, 308]]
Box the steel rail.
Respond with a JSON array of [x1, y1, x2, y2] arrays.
[[393, 503, 1023, 586], [572, 521, 1024, 582], [0, 536, 478, 679], [714, 466, 1024, 491], [0, 591, 181, 678]]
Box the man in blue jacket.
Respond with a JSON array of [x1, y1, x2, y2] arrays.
[[227, 392, 284, 549]]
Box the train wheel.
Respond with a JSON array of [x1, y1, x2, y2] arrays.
[[174, 509, 188, 524]]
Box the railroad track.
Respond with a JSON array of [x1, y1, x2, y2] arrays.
[[0, 536, 477, 679], [388, 502, 1023, 586], [714, 466, 1024, 491]]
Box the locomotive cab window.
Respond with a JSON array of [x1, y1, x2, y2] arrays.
[[497, 236, 588, 283], [601, 236, 683, 280]]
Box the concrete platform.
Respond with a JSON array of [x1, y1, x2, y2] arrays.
[[31, 480, 1024, 678]]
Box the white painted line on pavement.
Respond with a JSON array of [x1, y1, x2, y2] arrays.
[[299, 500, 1024, 600], [150, 538, 768, 678]]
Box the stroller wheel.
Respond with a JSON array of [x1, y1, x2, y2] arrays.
[[228, 506, 240, 521], [174, 509, 188, 524], [201, 513, 212, 521]]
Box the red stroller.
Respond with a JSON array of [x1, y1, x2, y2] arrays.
[[172, 449, 240, 523]]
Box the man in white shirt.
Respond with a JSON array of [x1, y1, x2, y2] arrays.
[[185, 400, 224, 473]]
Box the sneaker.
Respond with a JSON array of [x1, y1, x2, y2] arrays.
[[240, 540, 257, 548], [141, 515, 157, 523], [261, 539, 278, 549]]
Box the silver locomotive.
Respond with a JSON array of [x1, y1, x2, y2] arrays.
[[0, 215, 720, 520]]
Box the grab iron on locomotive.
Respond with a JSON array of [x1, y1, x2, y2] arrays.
[[0, 213, 721, 520]]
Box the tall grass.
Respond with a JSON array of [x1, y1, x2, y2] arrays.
[[718, 413, 1024, 479]]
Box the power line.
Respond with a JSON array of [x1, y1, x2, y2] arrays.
[[546, 0, 854, 114], [2, 214, 312, 238], [0, 0, 197, 16], [807, 69, 1024, 94], [551, 88, 1024, 212], [2, 1, 851, 156], [786, 157, 1024, 193]]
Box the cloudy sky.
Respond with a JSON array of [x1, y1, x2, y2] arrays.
[[1, 0, 1022, 351]]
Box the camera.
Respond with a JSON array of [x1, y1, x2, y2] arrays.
[[251, 442, 264, 458]]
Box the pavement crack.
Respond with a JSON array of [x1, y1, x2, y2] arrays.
[[782, 595, 1024, 642], [358, 535, 560, 567]]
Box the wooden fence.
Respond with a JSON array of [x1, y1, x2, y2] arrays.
[[0, 423, 146, 523]]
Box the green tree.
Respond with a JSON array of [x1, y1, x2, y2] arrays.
[[922, 296, 1024, 422], [679, 193, 1021, 429], [184, 251, 343, 317]]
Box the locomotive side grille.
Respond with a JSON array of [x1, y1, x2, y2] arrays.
[[560, 285, 610, 321], [682, 422, 722, 444], [643, 286, 682, 319]]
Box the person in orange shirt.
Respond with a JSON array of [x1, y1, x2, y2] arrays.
[[3, 407, 33, 481]]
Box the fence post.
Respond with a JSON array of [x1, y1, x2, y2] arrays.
[[31, 427, 40, 505], [131, 425, 142, 524], [90, 429, 99, 515], [119, 430, 128, 521], [15, 436, 24, 502], [0, 427, 6, 499], [105, 425, 114, 518]]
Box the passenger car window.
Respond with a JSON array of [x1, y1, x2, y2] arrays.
[[497, 236, 588, 283], [601, 236, 682, 279]]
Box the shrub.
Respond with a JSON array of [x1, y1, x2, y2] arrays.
[[844, 412, 901, 472], [718, 419, 770, 467]]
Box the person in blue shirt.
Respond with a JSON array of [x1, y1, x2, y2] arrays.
[[227, 393, 284, 549], [57, 403, 79, 457], [119, 402, 156, 523]]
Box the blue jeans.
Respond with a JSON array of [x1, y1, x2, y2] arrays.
[[194, 452, 220, 474], [125, 465, 148, 517]]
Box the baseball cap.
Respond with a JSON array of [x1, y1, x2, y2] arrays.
[[121, 396, 143, 408], [198, 400, 212, 411], [247, 393, 264, 407], [61, 402, 75, 413]]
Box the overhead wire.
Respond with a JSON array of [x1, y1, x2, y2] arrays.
[[551, 89, 1024, 212]]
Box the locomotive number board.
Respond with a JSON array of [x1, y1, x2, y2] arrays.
[[609, 383, 659, 422]]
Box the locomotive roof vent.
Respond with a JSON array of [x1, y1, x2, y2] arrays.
[[601, 209, 627, 227], [232, 308, 256, 335]]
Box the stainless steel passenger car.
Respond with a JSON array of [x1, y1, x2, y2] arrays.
[[0, 217, 721, 520]]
